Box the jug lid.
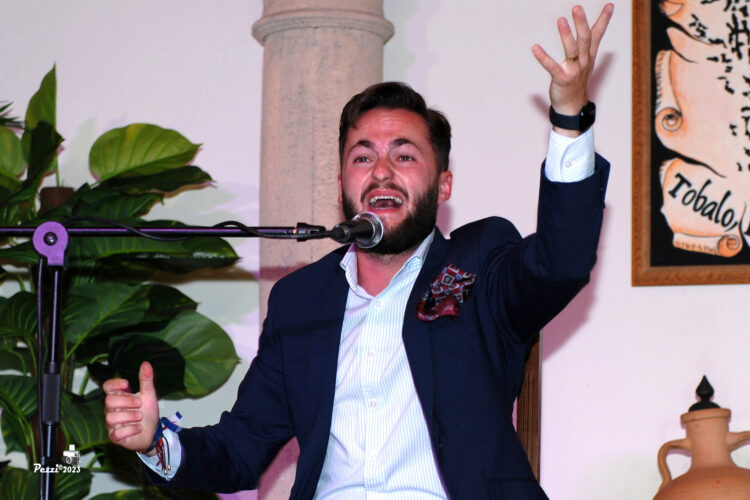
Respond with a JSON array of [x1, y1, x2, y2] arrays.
[[688, 376, 720, 412]]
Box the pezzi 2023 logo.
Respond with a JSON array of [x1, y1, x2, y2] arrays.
[[33, 444, 81, 474]]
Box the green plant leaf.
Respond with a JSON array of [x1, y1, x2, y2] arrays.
[[140, 284, 197, 324], [0, 374, 37, 454], [0, 292, 38, 346], [147, 310, 238, 399], [65, 227, 238, 275], [0, 127, 24, 190], [5, 466, 96, 500], [0, 467, 37, 500], [0, 346, 32, 374], [89, 491, 148, 500], [24, 66, 56, 132], [75, 189, 162, 219], [0, 102, 23, 128], [0, 413, 29, 456], [90, 335, 185, 397], [60, 393, 108, 450], [68, 232, 198, 261], [56, 467, 93, 500], [89, 124, 200, 181], [0, 122, 63, 225], [89, 443, 146, 485], [145, 236, 239, 274], [21, 66, 58, 174], [0, 242, 39, 265], [98, 165, 212, 195], [63, 282, 148, 345], [0, 375, 36, 416], [26, 120, 63, 181]]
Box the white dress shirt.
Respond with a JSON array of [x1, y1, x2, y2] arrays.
[[314, 231, 445, 499], [139, 128, 597, 493]]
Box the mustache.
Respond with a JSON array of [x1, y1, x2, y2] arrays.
[[360, 182, 409, 204]]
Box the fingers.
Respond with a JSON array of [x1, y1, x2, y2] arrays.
[[571, 6, 592, 68], [532, 44, 564, 81], [109, 423, 144, 446], [105, 409, 142, 427], [589, 3, 615, 61], [557, 16, 579, 61], [102, 377, 130, 395], [105, 393, 142, 411], [553, 4, 614, 66], [138, 361, 157, 397]]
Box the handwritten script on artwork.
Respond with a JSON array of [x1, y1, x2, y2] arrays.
[[655, 0, 750, 257]]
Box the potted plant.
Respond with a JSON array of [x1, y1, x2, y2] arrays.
[[0, 67, 240, 499]]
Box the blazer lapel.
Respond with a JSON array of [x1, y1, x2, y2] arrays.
[[306, 255, 349, 429], [402, 230, 449, 438]]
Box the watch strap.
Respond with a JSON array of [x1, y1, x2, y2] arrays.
[[548, 101, 596, 132]]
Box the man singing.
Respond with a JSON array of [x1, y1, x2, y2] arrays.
[[104, 4, 614, 498]]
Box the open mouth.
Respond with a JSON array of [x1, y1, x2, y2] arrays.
[[368, 194, 404, 210]]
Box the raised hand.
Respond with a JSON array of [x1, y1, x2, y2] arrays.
[[103, 361, 160, 454], [532, 3, 614, 118]]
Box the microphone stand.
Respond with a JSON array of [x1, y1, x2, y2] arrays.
[[3, 219, 334, 500]]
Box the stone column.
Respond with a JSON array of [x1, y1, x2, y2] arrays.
[[252, 2, 392, 498]]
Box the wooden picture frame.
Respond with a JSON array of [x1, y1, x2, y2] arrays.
[[632, 0, 750, 286]]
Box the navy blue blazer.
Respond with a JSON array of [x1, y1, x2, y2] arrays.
[[150, 158, 610, 499]]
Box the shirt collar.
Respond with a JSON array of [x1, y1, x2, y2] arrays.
[[340, 230, 436, 298]]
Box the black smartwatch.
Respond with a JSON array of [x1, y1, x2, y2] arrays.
[[548, 101, 596, 132]]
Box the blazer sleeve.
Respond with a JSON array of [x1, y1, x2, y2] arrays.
[[485, 154, 610, 340], [145, 284, 296, 493]]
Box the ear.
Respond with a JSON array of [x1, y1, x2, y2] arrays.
[[437, 170, 452, 203], [338, 172, 343, 205]]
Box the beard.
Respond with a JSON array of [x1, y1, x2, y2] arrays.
[[342, 180, 439, 255]]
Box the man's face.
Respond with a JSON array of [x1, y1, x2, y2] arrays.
[[339, 108, 452, 254]]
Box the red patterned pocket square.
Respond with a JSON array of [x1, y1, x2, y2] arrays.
[[416, 264, 477, 322]]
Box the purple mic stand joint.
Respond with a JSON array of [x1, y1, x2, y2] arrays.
[[32, 221, 69, 268]]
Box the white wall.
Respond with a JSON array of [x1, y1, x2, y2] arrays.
[[4, 1, 750, 499]]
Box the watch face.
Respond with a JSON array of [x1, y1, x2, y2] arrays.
[[579, 101, 596, 131]]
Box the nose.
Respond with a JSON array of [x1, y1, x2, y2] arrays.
[[371, 157, 394, 181]]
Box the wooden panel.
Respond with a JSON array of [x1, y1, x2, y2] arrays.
[[516, 333, 541, 480]]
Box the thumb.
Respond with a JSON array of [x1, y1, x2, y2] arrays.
[[138, 361, 157, 397]]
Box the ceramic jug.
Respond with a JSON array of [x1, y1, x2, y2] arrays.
[[654, 377, 750, 499]]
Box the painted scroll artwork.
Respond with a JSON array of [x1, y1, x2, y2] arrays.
[[654, 0, 750, 259]]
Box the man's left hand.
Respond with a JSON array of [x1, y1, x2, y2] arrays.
[[532, 3, 614, 126]]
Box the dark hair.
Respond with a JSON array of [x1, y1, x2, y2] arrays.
[[338, 81, 451, 172]]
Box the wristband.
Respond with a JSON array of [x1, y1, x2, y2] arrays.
[[141, 412, 182, 453], [549, 101, 596, 132]]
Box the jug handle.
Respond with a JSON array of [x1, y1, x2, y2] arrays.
[[727, 430, 750, 451], [657, 438, 690, 489]]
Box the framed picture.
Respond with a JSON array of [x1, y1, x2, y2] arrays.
[[632, 0, 750, 285]]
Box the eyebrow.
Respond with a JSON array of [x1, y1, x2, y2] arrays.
[[351, 137, 418, 151]]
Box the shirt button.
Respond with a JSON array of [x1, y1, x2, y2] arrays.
[[374, 299, 383, 308], [565, 160, 572, 168], [367, 351, 374, 358], [369, 400, 377, 408]]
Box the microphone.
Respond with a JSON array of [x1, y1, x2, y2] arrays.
[[330, 212, 384, 249]]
